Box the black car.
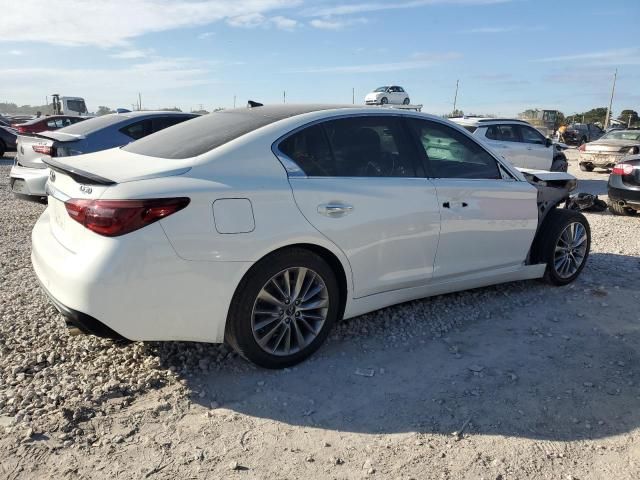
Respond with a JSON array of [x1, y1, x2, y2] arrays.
[[0, 125, 17, 157], [608, 155, 640, 215], [563, 123, 604, 146]]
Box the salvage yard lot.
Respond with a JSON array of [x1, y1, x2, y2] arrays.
[[0, 153, 639, 479]]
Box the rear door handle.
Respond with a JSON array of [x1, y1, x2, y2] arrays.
[[317, 203, 354, 217], [442, 201, 468, 208]]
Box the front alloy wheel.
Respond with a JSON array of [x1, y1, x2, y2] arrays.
[[226, 248, 339, 368], [553, 222, 588, 279]]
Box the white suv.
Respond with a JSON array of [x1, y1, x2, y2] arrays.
[[365, 86, 410, 105], [450, 117, 568, 172]]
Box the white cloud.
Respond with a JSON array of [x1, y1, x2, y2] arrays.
[[110, 48, 154, 59], [271, 16, 298, 30], [309, 17, 368, 30], [303, 0, 512, 17], [535, 48, 640, 66], [0, 57, 217, 109], [287, 52, 461, 73], [0, 0, 302, 47], [8, 49, 23, 55]]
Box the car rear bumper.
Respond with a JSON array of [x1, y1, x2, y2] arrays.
[[32, 207, 253, 343], [10, 164, 48, 200], [608, 185, 640, 206], [579, 153, 624, 167]]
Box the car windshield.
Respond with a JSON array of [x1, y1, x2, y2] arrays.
[[601, 130, 640, 141], [374, 87, 388, 92]]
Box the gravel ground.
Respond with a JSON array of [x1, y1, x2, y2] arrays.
[[1, 153, 639, 479]]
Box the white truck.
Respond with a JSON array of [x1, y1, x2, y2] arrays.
[[51, 94, 89, 116]]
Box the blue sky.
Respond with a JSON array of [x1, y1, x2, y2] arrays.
[[1, 0, 639, 116]]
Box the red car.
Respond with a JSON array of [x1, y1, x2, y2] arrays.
[[12, 115, 87, 134]]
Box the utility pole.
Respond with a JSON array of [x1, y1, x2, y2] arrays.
[[452, 79, 459, 115], [352, 87, 355, 105], [604, 69, 617, 130], [138, 92, 142, 111], [233, 95, 236, 108], [283, 90, 286, 104]]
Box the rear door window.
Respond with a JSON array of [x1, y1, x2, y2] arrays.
[[485, 124, 521, 142], [151, 116, 192, 133], [518, 125, 546, 145]]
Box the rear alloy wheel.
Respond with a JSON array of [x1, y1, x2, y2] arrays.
[[226, 248, 339, 368], [608, 200, 637, 216], [534, 209, 590, 286], [403, 98, 410, 105], [579, 163, 594, 172], [380, 97, 388, 105]]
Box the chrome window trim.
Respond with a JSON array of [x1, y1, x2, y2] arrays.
[[271, 110, 522, 182]]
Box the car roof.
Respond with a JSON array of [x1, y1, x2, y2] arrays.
[[449, 116, 531, 126], [115, 110, 194, 118]]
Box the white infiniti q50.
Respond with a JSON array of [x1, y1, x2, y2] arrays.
[[32, 105, 590, 368]]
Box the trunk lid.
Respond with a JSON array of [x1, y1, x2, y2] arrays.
[[16, 132, 84, 168], [585, 139, 637, 153]]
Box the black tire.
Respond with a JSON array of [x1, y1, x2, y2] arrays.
[[551, 156, 568, 172], [579, 163, 594, 172], [225, 248, 340, 369], [532, 208, 590, 286], [403, 98, 410, 105], [380, 97, 388, 105], [0, 140, 6, 158], [608, 200, 637, 216]]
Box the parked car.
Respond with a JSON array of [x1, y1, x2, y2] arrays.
[[6, 115, 34, 125], [12, 115, 87, 134], [450, 117, 568, 171], [32, 105, 589, 368], [607, 155, 640, 215], [365, 86, 410, 105], [562, 123, 603, 146], [10, 111, 198, 202], [578, 129, 640, 172], [0, 126, 18, 157]]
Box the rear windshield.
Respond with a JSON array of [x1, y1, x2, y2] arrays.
[[57, 114, 128, 135], [602, 130, 640, 141], [462, 126, 477, 133]]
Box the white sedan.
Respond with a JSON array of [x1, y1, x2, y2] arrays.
[[32, 105, 590, 368]]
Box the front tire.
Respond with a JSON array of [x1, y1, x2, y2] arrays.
[[533, 209, 590, 286], [225, 248, 340, 369], [380, 97, 388, 105], [403, 98, 410, 105]]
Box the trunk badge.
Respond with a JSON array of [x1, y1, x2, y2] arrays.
[[49, 170, 56, 182], [80, 185, 92, 194]]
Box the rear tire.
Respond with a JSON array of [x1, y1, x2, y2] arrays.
[[608, 200, 637, 216], [532, 208, 590, 286], [579, 163, 594, 172], [225, 248, 340, 369], [380, 97, 388, 105]]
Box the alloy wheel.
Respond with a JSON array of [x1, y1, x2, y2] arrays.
[[553, 222, 588, 278], [251, 267, 329, 356]]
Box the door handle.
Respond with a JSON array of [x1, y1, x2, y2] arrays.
[[442, 201, 468, 208], [317, 203, 354, 217]]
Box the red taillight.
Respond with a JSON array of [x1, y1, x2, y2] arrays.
[[612, 163, 634, 176], [32, 145, 55, 156], [578, 144, 586, 152], [64, 197, 190, 237], [15, 125, 26, 133]]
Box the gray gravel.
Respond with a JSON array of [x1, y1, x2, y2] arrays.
[[1, 155, 639, 479]]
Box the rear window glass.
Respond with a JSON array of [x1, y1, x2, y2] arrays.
[[123, 106, 343, 159], [57, 114, 129, 135], [462, 126, 477, 133]]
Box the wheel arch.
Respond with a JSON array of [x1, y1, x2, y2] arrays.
[[226, 242, 351, 334]]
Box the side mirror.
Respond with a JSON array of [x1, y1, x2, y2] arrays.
[[545, 137, 553, 148]]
